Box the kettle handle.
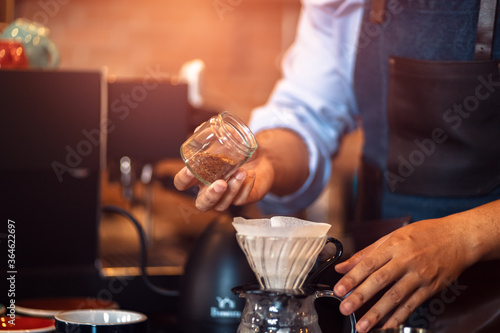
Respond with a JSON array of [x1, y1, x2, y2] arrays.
[[101, 205, 180, 297], [304, 237, 343, 285], [316, 289, 358, 333]]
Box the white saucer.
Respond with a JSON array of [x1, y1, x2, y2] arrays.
[[15, 297, 118, 318]]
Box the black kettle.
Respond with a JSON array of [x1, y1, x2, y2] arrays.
[[178, 210, 257, 333], [102, 205, 256, 332]]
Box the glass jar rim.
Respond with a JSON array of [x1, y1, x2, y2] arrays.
[[213, 111, 257, 154]]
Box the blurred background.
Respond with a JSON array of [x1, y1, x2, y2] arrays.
[[0, 1, 361, 332], [8, 0, 302, 118]]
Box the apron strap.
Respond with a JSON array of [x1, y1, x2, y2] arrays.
[[369, 0, 387, 24], [475, 0, 498, 60], [370, 0, 498, 60]]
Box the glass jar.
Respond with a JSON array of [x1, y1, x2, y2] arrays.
[[180, 111, 257, 185]]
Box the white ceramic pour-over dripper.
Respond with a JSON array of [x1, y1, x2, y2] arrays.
[[233, 216, 334, 290], [236, 234, 329, 290]]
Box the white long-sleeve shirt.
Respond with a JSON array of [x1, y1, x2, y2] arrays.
[[249, 0, 364, 214]]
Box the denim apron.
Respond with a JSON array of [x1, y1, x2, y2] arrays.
[[353, 0, 500, 222], [350, 1, 500, 331]]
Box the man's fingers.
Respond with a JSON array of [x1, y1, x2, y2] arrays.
[[334, 249, 392, 297], [233, 170, 256, 205], [195, 180, 227, 212], [381, 287, 431, 330], [338, 262, 401, 317], [335, 250, 367, 275], [354, 275, 421, 332], [173, 167, 198, 190], [213, 170, 247, 211], [175, 167, 256, 212], [335, 234, 390, 275]]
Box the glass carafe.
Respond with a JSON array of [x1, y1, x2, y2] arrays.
[[233, 285, 357, 333]]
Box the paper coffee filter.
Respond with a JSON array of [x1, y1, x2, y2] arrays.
[[232, 216, 331, 237], [233, 216, 332, 289]]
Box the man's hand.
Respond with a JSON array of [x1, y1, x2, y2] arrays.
[[173, 152, 274, 212], [173, 128, 310, 212], [333, 216, 481, 332]]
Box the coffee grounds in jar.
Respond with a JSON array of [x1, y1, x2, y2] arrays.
[[186, 152, 239, 184]]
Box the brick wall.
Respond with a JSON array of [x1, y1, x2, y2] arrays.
[[13, 0, 301, 121]]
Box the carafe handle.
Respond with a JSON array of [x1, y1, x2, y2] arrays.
[[316, 289, 357, 333], [304, 237, 343, 285]]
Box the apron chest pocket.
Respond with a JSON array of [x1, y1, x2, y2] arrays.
[[386, 56, 500, 197]]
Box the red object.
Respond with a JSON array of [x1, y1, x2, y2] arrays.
[[0, 39, 29, 69], [0, 316, 54, 330]]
